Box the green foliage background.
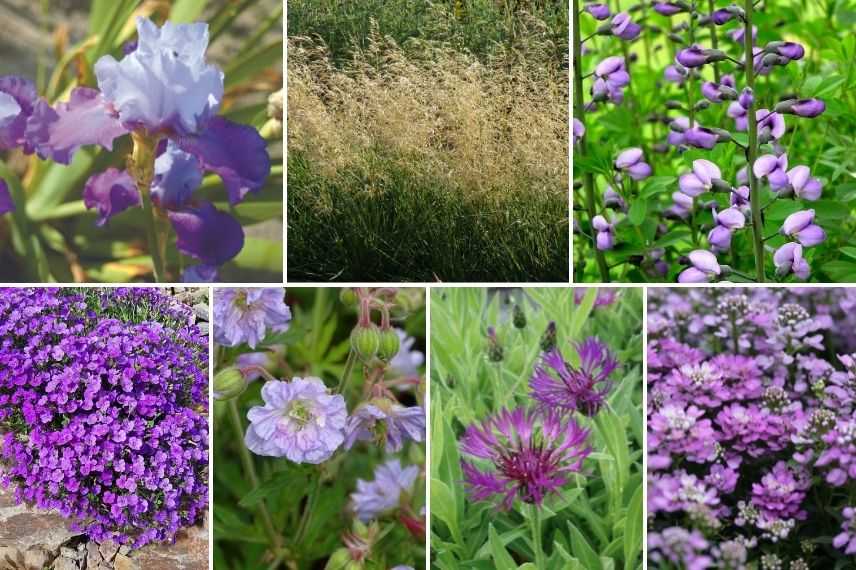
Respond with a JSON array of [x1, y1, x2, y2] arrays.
[[430, 287, 644, 569]]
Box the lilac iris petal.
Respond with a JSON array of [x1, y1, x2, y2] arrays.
[[27, 88, 129, 165], [169, 202, 244, 266], [0, 179, 13, 214], [94, 17, 223, 134], [0, 75, 38, 151], [176, 117, 271, 205], [82, 168, 141, 226], [182, 264, 218, 283], [151, 141, 203, 210]]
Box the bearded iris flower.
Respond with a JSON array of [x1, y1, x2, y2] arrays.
[[460, 407, 591, 508], [3, 17, 271, 281]]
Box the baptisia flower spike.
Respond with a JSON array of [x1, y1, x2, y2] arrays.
[[245, 378, 347, 463], [25, 17, 271, 280]]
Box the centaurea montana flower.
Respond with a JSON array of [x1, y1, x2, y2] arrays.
[[214, 287, 291, 348], [16, 17, 271, 279], [459, 407, 591, 508], [350, 459, 420, 523], [244, 378, 347, 463], [529, 337, 618, 416]]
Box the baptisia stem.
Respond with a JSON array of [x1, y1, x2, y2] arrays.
[[572, 0, 610, 282], [130, 132, 167, 282], [707, 0, 721, 82], [742, 0, 766, 282]]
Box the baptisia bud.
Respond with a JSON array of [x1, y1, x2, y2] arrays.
[[351, 323, 380, 361], [214, 367, 247, 401], [694, 100, 711, 111], [666, 100, 685, 110], [711, 178, 734, 193], [377, 328, 401, 362], [774, 98, 826, 118]]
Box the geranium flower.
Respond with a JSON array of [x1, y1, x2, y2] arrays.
[[350, 459, 420, 522], [213, 288, 291, 348]]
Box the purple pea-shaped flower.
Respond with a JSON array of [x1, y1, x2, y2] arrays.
[[611, 12, 642, 40], [592, 215, 615, 250], [773, 242, 810, 280], [615, 147, 652, 180], [584, 3, 611, 19], [678, 250, 721, 283], [679, 159, 722, 197], [780, 209, 826, 247], [753, 154, 789, 190]]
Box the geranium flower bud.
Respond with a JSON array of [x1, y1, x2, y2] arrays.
[[339, 288, 359, 307], [377, 328, 401, 362], [213, 367, 247, 401], [351, 323, 381, 361]]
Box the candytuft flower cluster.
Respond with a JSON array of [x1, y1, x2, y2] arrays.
[[0, 288, 208, 548], [648, 287, 856, 566]]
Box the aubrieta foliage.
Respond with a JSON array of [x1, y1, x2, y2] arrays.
[[213, 288, 425, 570], [648, 287, 856, 567], [0, 287, 208, 548], [431, 288, 643, 570]]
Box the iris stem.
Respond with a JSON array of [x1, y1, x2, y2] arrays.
[[130, 132, 167, 282], [572, 0, 610, 282], [227, 399, 283, 556], [743, 0, 766, 282], [529, 503, 545, 569]]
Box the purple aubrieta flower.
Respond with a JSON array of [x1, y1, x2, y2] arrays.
[[460, 407, 591, 508], [592, 215, 615, 251], [610, 12, 642, 40], [773, 242, 810, 280], [678, 250, 721, 283], [344, 399, 425, 453], [529, 338, 618, 416], [679, 159, 722, 197], [350, 459, 419, 523], [779, 209, 826, 247], [214, 288, 291, 348], [614, 147, 652, 180], [244, 378, 347, 462], [19, 17, 271, 278], [833, 507, 856, 555]]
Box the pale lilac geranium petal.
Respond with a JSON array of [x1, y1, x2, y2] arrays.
[[169, 202, 244, 266], [213, 288, 291, 348], [350, 459, 419, 522], [176, 116, 270, 205], [27, 88, 128, 164], [82, 168, 141, 226], [94, 17, 223, 134]]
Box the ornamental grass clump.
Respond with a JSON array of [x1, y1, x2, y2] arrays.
[[0, 287, 208, 548], [648, 287, 856, 567]]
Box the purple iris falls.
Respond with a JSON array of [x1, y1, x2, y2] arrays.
[[22, 17, 271, 279], [459, 407, 591, 508], [529, 337, 619, 416]]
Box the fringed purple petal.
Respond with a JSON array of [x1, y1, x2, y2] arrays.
[[27, 88, 129, 164], [176, 116, 270, 205], [82, 168, 140, 226], [168, 202, 244, 266]]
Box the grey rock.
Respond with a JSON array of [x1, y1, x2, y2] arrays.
[[60, 546, 81, 560], [53, 556, 81, 570], [193, 303, 209, 322], [86, 541, 101, 569], [98, 540, 119, 562], [113, 553, 139, 570], [23, 546, 51, 568]]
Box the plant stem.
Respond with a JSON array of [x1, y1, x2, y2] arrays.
[[707, 0, 721, 83], [295, 470, 322, 544], [687, 1, 696, 128], [743, 0, 766, 282], [130, 132, 166, 282], [227, 399, 283, 554], [336, 350, 358, 394], [529, 504, 546, 569], [572, 0, 610, 282]]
